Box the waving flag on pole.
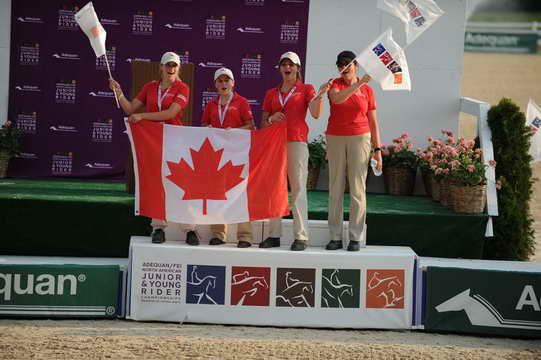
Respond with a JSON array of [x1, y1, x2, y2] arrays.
[[377, 0, 444, 45], [74, 2, 106, 57], [357, 28, 411, 91], [527, 99, 541, 163], [126, 122, 290, 224]]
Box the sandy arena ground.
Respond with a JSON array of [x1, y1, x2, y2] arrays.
[[1, 52, 540, 359]]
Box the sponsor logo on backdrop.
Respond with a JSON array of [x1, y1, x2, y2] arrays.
[[245, 0, 265, 6], [126, 57, 151, 63], [16, 112, 37, 134], [241, 54, 262, 79], [165, 22, 192, 30], [57, 7, 79, 31], [50, 125, 77, 133], [366, 269, 405, 309], [321, 269, 361, 308], [276, 268, 315, 307], [236, 27, 264, 34], [140, 262, 182, 303], [16, 152, 38, 159], [231, 267, 270, 306], [198, 61, 223, 68], [0, 271, 83, 301], [17, 16, 44, 24], [186, 265, 225, 305], [96, 48, 116, 70], [282, 0, 305, 3], [206, 16, 226, 40], [132, 11, 153, 35], [100, 18, 120, 26], [51, 152, 73, 175], [52, 52, 80, 61], [280, 20, 300, 44], [55, 80, 77, 104], [85, 162, 113, 169], [89, 91, 115, 98], [92, 119, 113, 143], [202, 88, 218, 109], [247, 99, 261, 107], [19, 44, 39, 66], [436, 287, 541, 330], [175, 50, 190, 64], [15, 85, 41, 92]]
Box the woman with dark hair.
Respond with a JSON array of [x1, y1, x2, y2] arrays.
[[109, 51, 198, 245], [201, 67, 255, 248], [325, 50, 383, 252], [259, 51, 331, 251]]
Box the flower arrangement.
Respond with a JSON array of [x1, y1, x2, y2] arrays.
[[381, 133, 418, 169], [0, 121, 23, 157]]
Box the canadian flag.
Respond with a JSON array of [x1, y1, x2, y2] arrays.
[[357, 28, 411, 91], [74, 2, 107, 57], [527, 99, 541, 163], [126, 122, 290, 224]]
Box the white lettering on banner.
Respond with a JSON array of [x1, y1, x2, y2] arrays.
[[516, 285, 541, 311], [0, 273, 79, 301], [465, 33, 520, 47]]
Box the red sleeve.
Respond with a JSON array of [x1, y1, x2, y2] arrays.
[[305, 84, 316, 104], [172, 83, 189, 109], [201, 102, 211, 127], [366, 85, 376, 111], [262, 90, 273, 113], [135, 82, 151, 104], [239, 97, 254, 128]]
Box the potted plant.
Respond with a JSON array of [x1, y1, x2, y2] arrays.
[[307, 135, 326, 190], [0, 121, 23, 178], [422, 129, 456, 204], [381, 133, 418, 195]]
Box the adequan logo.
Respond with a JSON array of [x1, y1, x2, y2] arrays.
[[164, 23, 192, 30], [0, 272, 84, 301], [17, 16, 44, 24], [236, 27, 264, 34], [52, 53, 80, 60]]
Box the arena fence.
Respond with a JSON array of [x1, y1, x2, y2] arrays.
[[465, 22, 540, 53]]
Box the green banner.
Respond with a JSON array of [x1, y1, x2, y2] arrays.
[[0, 264, 120, 317], [465, 31, 539, 54], [425, 267, 541, 338]]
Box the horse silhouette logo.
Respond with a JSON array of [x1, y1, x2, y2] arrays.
[[366, 269, 405, 309], [231, 267, 270, 306], [186, 265, 225, 305], [321, 269, 360, 308], [276, 268, 315, 307], [436, 288, 541, 330]]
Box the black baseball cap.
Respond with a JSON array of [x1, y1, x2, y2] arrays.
[[336, 50, 357, 66]]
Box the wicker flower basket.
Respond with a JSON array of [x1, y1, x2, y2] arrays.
[[430, 176, 440, 201], [383, 165, 416, 195], [421, 169, 433, 197], [450, 183, 487, 213], [439, 179, 451, 207], [307, 165, 320, 191], [0, 151, 10, 178]]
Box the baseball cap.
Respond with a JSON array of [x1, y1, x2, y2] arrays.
[[336, 50, 357, 66], [214, 67, 234, 81], [160, 52, 180, 66], [279, 51, 301, 66]]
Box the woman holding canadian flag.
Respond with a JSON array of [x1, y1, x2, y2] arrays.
[[108, 51, 197, 245], [201, 67, 256, 248], [260, 51, 331, 251]]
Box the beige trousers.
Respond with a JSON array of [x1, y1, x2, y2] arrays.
[[326, 133, 371, 242], [211, 223, 253, 242], [150, 219, 195, 232], [268, 141, 309, 241]]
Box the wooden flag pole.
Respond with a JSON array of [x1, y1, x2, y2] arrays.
[[104, 54, 120, 109]]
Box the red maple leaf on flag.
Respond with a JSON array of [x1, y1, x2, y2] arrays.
[[166, 138, 245, 215]]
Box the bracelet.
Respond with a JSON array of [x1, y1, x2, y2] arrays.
[[372, 147, 382, 152]]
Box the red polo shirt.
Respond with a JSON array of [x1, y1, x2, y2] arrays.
[[135, 79, 190, 126], [326, 77, 376, 136], [263, 80, 315, 142], [201, 93, 254, 129]]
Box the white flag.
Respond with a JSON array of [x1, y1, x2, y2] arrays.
[[378, 0, 444, 45], [527, 99, 541, 163], [357, 28, 411, 91], [74, 2, 107, 57]]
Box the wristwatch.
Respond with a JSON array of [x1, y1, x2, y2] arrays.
[[372, 147, 382, 152]]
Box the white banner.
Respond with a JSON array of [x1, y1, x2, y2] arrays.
[[357, 28, 411, 91], [127, 237, 415, 329], [527, 99, 541, 163], [74, 2, 107, 57]]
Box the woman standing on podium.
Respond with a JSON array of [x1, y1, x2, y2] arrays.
[[201, 67, 256, 248], [259, 51, 331, 251], [109, 51, 198, 245], [325, 50, 383, 252]]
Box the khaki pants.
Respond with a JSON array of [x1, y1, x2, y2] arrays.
[[326, 134, 371, 242], [211, 223, 253, 242], [151, 219, 195, 232], [268, 141, 309, 241]]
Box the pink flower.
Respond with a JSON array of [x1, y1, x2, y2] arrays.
[[435, 168, 443, 175], [446, 136, 455, 144], [466, 140, 475, 148], [4, 121, 12, 127], [489, 160, 497, 168], [401, 132, 409, 139], [495, 181, 502, 190], [426, 152, 434, 159], [474, 154, 480, 159], [393, 138, 401, 144], [433, 139, 441, 146], [430, 164, 437, 170], [531, 127, 538, 135], [427, 136, 433, 142], [450, 160, 460, 168], [443, 168, 450, 175], [407, 143, 413, 150], [467, 165, 475, 173], [382, 149, 390, 156]]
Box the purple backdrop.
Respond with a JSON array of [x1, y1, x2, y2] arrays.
[[9, 0, 309, 179]]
